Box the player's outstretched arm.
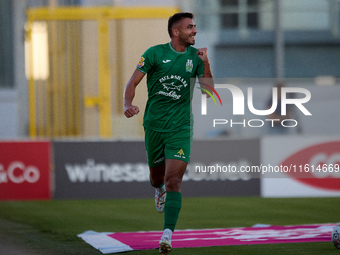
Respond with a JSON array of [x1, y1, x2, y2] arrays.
[[124, 69, 145, 118], [197, 47, 214, 97]]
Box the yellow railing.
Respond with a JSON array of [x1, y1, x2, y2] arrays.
[[26, 7, 179, 138]]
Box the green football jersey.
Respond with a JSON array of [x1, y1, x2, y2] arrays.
[[136, 42, 204, 132]]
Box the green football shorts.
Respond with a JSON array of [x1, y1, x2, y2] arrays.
[[144, 128, 193, 167]]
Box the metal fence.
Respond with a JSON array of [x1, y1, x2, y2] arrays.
[[25, 7, 178, 138]]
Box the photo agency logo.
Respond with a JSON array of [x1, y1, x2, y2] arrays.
[[197, 82, 312, 129]]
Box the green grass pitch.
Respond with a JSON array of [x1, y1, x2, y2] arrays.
[[0, 197, 339, 254]]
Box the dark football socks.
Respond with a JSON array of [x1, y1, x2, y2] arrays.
[[163, 191, 182, 232]]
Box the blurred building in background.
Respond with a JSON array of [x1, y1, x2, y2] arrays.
[[0, 0, 339, 139], [194, 0, 340, 78]]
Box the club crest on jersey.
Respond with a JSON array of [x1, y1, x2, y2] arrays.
[[137, 57, 145, 68], [186, 59, 193, 73]]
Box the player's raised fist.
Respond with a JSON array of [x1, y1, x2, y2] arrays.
[[124, 105, 140, 118], [197, 47, 208, 62]]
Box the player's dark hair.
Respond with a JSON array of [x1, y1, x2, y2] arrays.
[[168, 12, 194, 38]]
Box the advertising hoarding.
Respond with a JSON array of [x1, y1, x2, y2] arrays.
[[54, 140, 260, 199], [0, 141, 51, 200]]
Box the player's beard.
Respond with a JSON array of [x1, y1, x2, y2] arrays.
[[187, 33, 196, 45], [179, 33, 195, 47]]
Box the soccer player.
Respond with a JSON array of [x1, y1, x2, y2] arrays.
[[124, 12, 213, 254]]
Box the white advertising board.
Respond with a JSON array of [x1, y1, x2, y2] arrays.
[[261, 136, 340, 197]]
